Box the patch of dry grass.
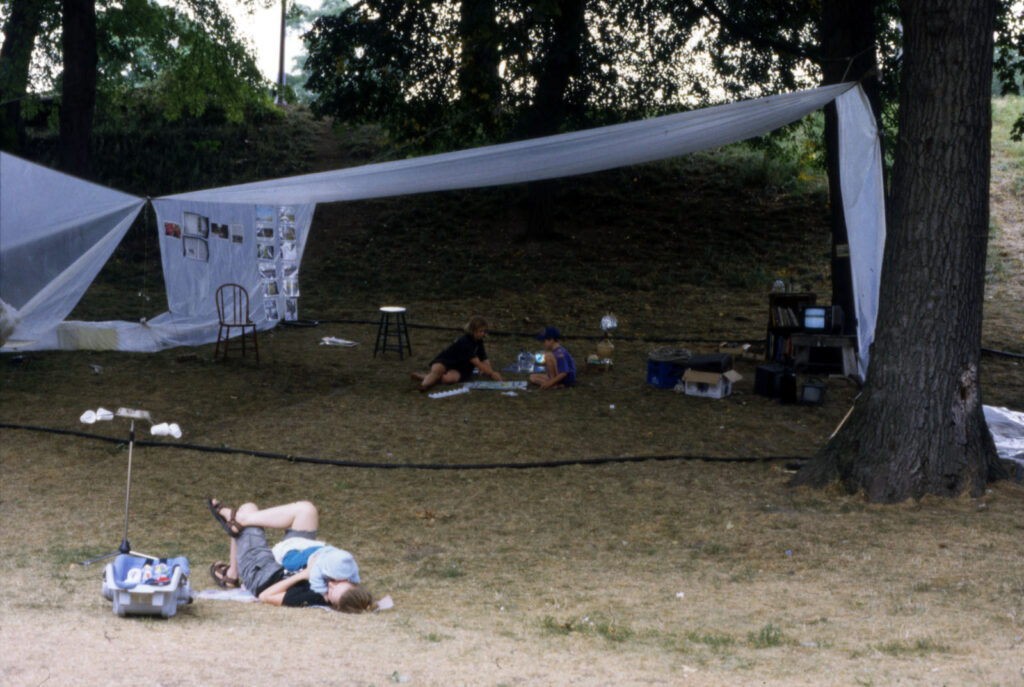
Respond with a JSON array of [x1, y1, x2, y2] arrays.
[[1, 98, 1022, 686], [1, 315, 1022, 686]]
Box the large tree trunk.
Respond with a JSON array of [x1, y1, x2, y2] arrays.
[[820, 0, 880, 335], [457, 0, 501, 139], [58, 0, 97, 178], [0, 0, 47, 152], [519, 0, 587, 240], [793, 0, 1003, 502]]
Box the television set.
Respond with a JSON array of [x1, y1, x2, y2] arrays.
[[801, 304, 843, 333]]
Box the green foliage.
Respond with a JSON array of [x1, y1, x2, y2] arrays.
[[747, 623, 786, 648], [0, 0, 274, 127], [303, 0, 710, 152], [96, 0, 273, 124], [541, 612, 635, 642]]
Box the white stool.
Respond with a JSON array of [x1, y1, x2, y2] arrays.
[[373, 306, 412, 359]]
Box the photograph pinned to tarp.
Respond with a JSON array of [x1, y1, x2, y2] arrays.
[[183, 236, 209, 262], [164, 222, 181, 239], [256, 243, 275, 261], [258, 262, 277, 280], [183, 211, 209, 238], [264, 297, 279, 321]]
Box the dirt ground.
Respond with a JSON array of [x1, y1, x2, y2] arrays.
[[1, 101, 1022, 686]]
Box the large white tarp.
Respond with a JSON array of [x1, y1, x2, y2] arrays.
[[163, 83, 859, 206], [835, 86, 887, 379], [2, 82, 885, 374], [0, 152, 145, 348]]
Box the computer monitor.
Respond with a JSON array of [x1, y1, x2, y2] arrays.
[[803, 306, 829, 331], [801, 304, 843, 333]]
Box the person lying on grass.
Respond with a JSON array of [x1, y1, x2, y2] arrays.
[[411, 315, 504, 392], [206, 498, 375, 612], [528, 326, 577, 390]]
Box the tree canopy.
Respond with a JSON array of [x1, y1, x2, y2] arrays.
[[0, 0, 274, 132]]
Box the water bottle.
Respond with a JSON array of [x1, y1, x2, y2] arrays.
[[518, 351, 534, 373]]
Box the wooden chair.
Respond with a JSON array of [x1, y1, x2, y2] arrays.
[[214, 283, 259, 363]]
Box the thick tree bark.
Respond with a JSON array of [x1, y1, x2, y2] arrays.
[[820, 0, 880, 335], [58, 0, 97, 178], [0, 0, 47, 152], [457, 0, 501, 138], [793, 0, 1004, 501], [520, 0, 587, 240]]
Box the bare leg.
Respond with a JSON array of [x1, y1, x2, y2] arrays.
[[417, 362, 459, 391], [226, 537, 239, 580], [227, 500, 320, 531], [529, 352, 557, 386]]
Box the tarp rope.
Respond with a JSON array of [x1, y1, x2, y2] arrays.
[[290, 318, 760, 345], [0, 422, 806, 470], [294, 318, 1024, 356]]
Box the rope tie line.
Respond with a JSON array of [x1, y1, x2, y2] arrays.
[[0, 423, 806, 470]]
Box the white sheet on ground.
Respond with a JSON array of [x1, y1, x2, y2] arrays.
[[983, 405, 1024, 466], [0, 152, 145, 347]]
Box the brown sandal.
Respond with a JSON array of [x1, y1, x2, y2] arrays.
[[209, 561, 239, 589], [206, 498, 243, 537]]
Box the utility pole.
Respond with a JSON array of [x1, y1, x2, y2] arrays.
[[276, 0, 286, 103]]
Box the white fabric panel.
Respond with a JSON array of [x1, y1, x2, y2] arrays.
[[0, 152, 145, 347], [150, 199, 314, 342], [835, 85, 887, 379], [161, 83, 856, 205]]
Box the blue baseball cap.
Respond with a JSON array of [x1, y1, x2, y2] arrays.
[[309, 547, 360, 593], [536, 326, 561, 341]]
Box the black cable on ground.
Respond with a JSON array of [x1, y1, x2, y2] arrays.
[[0, 422, 806, 470], [982, 347, 1024, 360]]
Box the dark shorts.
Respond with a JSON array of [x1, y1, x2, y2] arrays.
[[236, 527, 318, 596], [431, 356, 474, 382]]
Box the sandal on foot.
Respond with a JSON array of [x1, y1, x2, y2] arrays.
[[209, 561, 239, 589], [206, 498, 243, 537]]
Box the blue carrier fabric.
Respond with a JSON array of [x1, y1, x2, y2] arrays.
[[101, 554, 194, 618]]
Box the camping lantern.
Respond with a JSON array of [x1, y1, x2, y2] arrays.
[[597, 313, 617, 360]]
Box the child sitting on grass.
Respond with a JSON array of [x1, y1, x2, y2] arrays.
[[529, 326, 576, 390]]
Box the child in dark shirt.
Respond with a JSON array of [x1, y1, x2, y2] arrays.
[[412, 315, 504, 392], [206, 498, 375, 612]]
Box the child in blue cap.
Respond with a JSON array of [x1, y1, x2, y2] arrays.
[[206, 498, 375, 612], [529, 326, 577, 389]]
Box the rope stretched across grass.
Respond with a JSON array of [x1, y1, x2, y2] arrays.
[[0, 422, 808, 470]]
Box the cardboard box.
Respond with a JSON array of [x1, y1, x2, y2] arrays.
[[680, 368, 743, 399]]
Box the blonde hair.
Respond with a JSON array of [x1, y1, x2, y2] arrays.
[[464, 316, 488, 335], [335, 583, 376, 613]]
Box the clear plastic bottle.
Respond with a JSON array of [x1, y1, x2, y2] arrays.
[[518, 351, 534, 373]]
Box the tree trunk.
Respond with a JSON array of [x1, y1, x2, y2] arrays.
[[792, 0, 1004, 502], [457, 0, 501, 139], [520, 0, 587, 240], [0, 0, 47, 152], [58, 0, 97, 178], [820, 0, 880, 335]]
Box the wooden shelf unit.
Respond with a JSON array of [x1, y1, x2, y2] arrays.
[[765, 292, 816, 364]]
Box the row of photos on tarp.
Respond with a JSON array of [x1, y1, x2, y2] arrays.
[[162, 205, 300, 322]]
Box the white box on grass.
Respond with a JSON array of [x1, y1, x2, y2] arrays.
[[680, 369, 743, 399]]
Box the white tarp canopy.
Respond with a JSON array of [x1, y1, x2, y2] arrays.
[[2, 82, 884, 378], [0, 153, 145, 349]]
